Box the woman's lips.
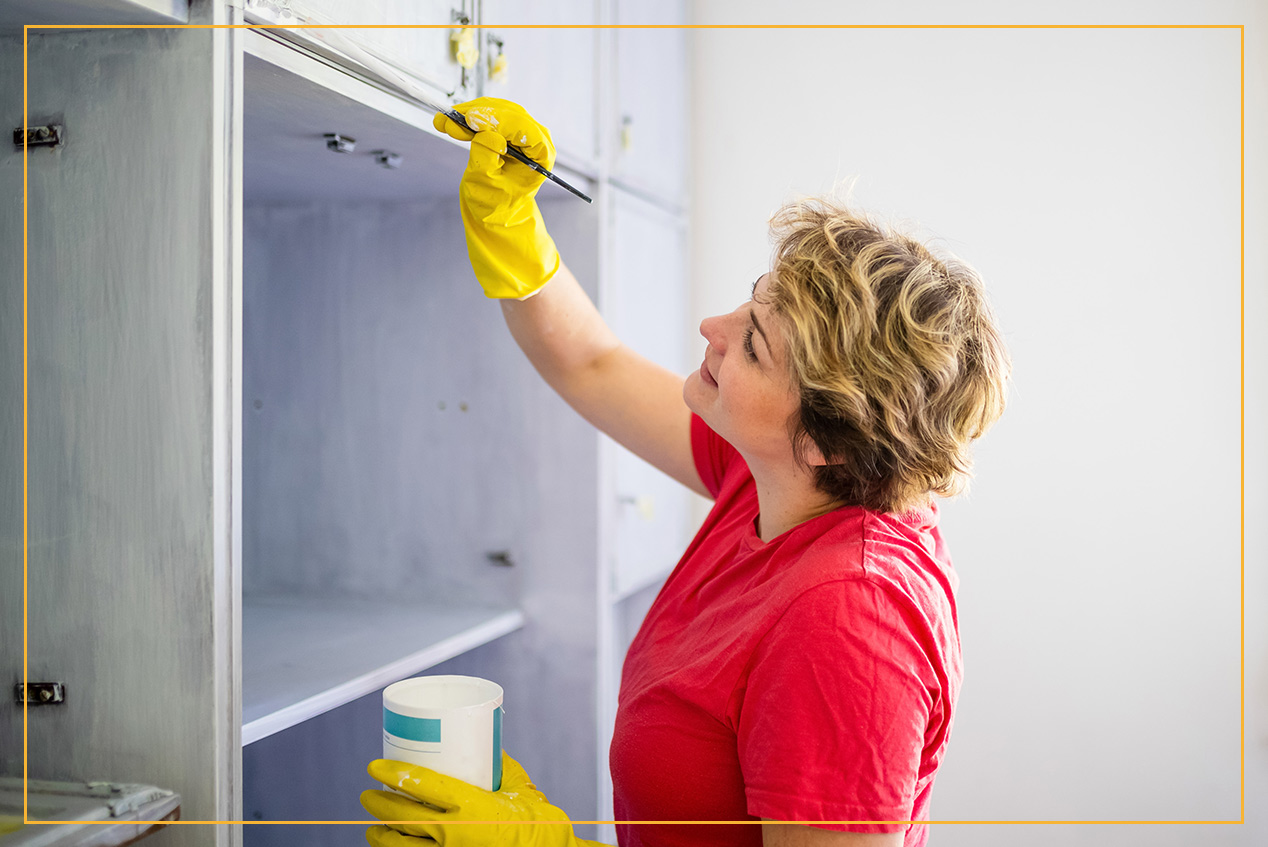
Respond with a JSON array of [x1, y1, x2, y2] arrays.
[[700, 358, 717, 387]]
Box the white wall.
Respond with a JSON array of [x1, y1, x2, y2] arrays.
[[689, 2, 1264, 844]]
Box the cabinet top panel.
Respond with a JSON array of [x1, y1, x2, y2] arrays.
[[1, 0, 187, 34], [245, 37, 470, 205]]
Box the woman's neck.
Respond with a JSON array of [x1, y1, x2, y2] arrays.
[[750, 463, 842, 543]]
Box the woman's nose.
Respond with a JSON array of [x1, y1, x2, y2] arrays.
[[699, 314, 724, 349]]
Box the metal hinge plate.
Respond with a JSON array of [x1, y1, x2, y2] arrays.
[[13, 124, 64, 149], [15, 681, 66, 705]]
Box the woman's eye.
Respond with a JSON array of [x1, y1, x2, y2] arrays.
[[743, 327, 758, 362]]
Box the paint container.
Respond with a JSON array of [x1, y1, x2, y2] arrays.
[[382, 675, 504, 791]]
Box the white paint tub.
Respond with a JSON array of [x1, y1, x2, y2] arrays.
[[382, 675, 504, 791]]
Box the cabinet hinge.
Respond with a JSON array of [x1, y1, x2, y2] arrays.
[[15, 682, 66, 705], [13, 125, 63, 149]]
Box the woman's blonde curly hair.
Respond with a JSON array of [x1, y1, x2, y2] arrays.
[[764, 197, 1011, 514]]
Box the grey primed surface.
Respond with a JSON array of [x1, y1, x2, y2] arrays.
[[2, 10, 675, 842], [242, 201, 534, 606], [1, 35, 25, 777], [241, 171, 603, 835], [12, 25, 222, 844]]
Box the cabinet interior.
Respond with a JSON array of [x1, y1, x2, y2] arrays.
[[241, 34, 533, 746]]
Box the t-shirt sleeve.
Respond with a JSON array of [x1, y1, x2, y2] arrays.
[[736, 579, 936, 832], [690, 413, 741, 499]]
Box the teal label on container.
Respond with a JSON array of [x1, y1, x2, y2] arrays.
[[493, 706, 503, 791], [384, 708, 441, 743]]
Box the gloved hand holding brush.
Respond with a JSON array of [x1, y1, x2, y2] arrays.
[[361, 752, 609, 847], [432, 98, 562, 300]]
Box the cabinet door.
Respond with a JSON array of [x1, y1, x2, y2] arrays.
[[480, 0, 599, 171], [606, 189, 693, 598], [244, 0, 478, 103], [612, 0, 689, 206], [9, 25, 235, 843]]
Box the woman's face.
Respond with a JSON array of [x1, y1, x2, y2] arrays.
[[684, 274, 806, 467]]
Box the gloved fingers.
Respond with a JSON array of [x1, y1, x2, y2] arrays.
[[493, 117, 554, 171], [465, 130, 515, 186], [471, 129, 508, 157], [360, 788, 451, 836], [462, 136, 551, 206], [499, 753, 538, 792], [476, 101, 555, 171], [453, 100, 502, 132], [367, 760, 472, 811], [511, 121, 555, 172], [466, 130, 547, 194], [453, 97, 556, 171], [431, 111, 475, 143], [366, 824, 438, 847]]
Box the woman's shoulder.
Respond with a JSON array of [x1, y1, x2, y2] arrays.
[[786, 503, 957, 618]]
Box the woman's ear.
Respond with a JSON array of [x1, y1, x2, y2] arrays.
[[790, 420, 831, 468], [800, 439, 830, 467]]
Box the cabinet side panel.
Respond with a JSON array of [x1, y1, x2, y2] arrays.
[[22, 28, 219, 839], [0, 33, 24, 776]]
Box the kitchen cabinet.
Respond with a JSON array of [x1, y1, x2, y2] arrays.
[[3, 3, 690, 845], [242, 0, 479, 105], [479, 0, 600, 172], [611, 0, 690, 207]]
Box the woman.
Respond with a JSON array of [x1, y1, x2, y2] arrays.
[[360, 99, 1010, 847]]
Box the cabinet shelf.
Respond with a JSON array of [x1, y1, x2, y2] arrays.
[[244, 28, 596, 205], [244, 29, 470, 204], [242, 594, 524, 745]]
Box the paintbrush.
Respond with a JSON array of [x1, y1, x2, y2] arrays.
[[438, 107, 593, 204]]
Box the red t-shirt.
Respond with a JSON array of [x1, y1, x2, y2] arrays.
[[609, 415, 962, 846]]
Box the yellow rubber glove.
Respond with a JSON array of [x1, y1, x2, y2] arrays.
[[360, 752, 610, 847], [432, 98, 562, 300]]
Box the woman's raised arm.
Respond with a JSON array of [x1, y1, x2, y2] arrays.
[[501, 263, 707, 499]]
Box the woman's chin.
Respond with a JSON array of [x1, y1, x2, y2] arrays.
[[684, 383, 718, 431]]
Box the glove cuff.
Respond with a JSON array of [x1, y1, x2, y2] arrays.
[[461, 200, 561, 299]]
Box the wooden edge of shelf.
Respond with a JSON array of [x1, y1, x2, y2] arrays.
[[241, 608, 525, 746]]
